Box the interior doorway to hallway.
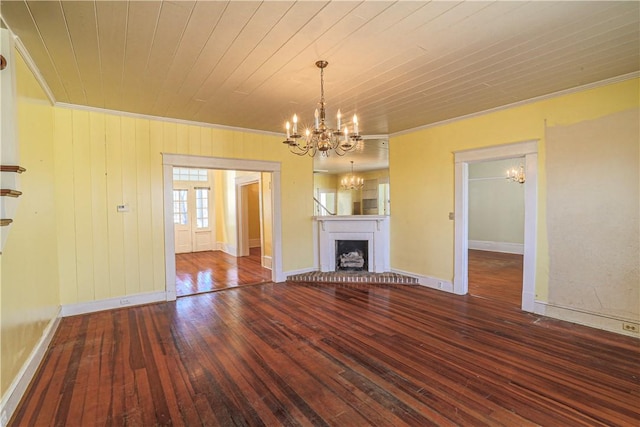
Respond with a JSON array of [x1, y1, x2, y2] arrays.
[[171, 167, 273, 297], [466, 158, 525, 307], [453, 140, 538, 313], [162, 155, 284, 301]]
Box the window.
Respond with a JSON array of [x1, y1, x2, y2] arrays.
[[173, 167, 208, 182], [173, 189, 188, 224], [195, 188, 209, 228]]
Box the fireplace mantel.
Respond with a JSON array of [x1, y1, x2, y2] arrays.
[[313, 215, 390, 273]]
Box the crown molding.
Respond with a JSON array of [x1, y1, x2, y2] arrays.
[[54, 102, 284, 138], [391, 71, 640, 138], [5, 28, 56, 106]]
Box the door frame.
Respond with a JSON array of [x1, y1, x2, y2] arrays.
[[162, 154, 283, 301], [453, 140, 538, 312]]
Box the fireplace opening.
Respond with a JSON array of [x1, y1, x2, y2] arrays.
[[335, 240, 368, 272]]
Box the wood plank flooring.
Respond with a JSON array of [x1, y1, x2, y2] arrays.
[[468, 250, 523, 307], [176, 247, 271, 296], [11, 282, 639, 426]]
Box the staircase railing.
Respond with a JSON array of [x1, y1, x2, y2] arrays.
[[313, 197, 336, 216]]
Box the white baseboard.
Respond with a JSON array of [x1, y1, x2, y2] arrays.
[[60, 291, 168, 317], [218, 242, 238, 257], [249, 238, 261, 248], [262, 255, 272, 270], [468, 240, 524, 255], [533, 301, 640, 338], [391, 268, 453, 292], [1, 310, 61, 427]]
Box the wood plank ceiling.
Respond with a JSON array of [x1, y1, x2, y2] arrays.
[[1, 1, 639, 173]]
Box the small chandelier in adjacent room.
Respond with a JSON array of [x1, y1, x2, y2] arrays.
[[283, 60, 362, 157], [506, 164, 526, 183], [341, 161, 364, 190]]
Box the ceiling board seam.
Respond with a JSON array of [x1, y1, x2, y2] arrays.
[[58, 0, 87, 104], [142, 1, 164, 74], [20, 0, 69, 102], [390, 71, 640, 138]]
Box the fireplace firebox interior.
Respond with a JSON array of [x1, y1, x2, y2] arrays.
[[335, 240, 368, 272]]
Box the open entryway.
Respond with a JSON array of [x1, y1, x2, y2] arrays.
[[467, 158, 525, 307], [453, 140, 538, 312], [162, 155, 283, 301], [170, 167, 273, 297]]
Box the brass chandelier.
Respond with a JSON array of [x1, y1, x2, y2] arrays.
[[283, 60, 361, 156], [340, 161, 364, 190]]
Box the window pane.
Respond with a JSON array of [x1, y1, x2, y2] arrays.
[[195, 189, 209, 229], [173, 189, 188, 224]]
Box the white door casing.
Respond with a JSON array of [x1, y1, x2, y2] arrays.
[[453, 140, 538, 312]]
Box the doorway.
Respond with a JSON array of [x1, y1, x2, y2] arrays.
[[453, 140, 538, 312], [163, 155, 283, 301], [467, 158, 524, 306]]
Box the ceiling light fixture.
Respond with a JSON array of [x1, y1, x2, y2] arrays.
[[283, 60, 361, 156], [341, 161, 364, 190], [506, 164, 525, 183]]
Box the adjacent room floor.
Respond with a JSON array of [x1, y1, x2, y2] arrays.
[[175, 247, 272, 296], [468, 249, 523, 307]]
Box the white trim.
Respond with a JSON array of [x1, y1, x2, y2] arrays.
[[249, 238, 261, 248], [391, 72, 640, 137], [0, 311, 60, 426], [454, 140, 538, 311], [56, 102, 283, 138], [0, 23, 56, 106], [262, 255, 273, 269], [468, 240, 524, 255], [162, 154, 283, 289], [535, 301, 640, 338], [60, 291, 168, 317], [219, 242, 238, 257], [391, 268, 453, 292]]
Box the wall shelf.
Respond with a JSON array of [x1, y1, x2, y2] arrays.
[[0, 165, 26, 173], [1, 189, 22, 197]]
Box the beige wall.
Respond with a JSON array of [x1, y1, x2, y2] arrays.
[[469, 160, 524, 244], [546, 109, 639, 322], [390, 78, 639, 330], [1, 51, 60, 396]]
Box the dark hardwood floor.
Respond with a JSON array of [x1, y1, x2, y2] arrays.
[[176, 247, 271, 296], [11, 282, 639, 426], [468, 249, 523, 307]]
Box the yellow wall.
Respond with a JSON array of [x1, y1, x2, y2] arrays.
[[1, 51, 59, 395], [52, 109, 313, 305], [389, 78, 639, 305], [261, 173, 273, 259], [248, 183, 260, 241]]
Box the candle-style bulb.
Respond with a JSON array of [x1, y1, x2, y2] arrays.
[[314, 108, 319, 129], [353, 114, 359, 134], [285, 121, 290, 139], [343, 126, 349, 142], [337, 109, 342, 129], [292, 114, 298, 134]]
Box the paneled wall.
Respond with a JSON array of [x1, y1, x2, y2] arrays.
[[52, 109, 313, 306]]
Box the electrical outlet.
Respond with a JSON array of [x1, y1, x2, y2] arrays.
[[622, 322, 639, 333], [438, 281, 444, 289], [120, 298, 131, 305]]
